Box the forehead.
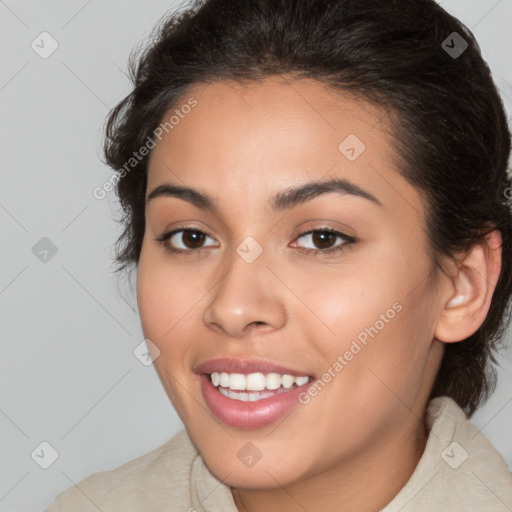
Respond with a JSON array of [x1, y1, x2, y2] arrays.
[[146, 76, 423, 220], [149, 76, 387, 169]]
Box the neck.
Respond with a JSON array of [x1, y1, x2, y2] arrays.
[[231, 415, 428, 512]]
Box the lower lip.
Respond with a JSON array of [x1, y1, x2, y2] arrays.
[[199, 373, 312, 429]]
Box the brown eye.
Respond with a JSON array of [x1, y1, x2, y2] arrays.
[[311, 231, 337, 249], [181, 230, 206, 248], [292, 228, 355, 254], [157, 228, 219, 253]]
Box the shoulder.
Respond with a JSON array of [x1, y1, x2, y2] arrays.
[[44, 429, 199, 512], [435, 397, 512, 509], [383, 397, 512, 511]]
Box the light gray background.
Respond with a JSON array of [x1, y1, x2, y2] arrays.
[[1, 1, 511, 510]]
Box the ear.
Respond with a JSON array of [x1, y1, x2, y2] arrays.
[[434, 229, 502, 343]]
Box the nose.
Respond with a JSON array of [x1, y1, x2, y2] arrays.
[[202, 250, 287, 338]]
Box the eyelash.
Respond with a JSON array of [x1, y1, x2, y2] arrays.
[[155, 226, 356, 257]]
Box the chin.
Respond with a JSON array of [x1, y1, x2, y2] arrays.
[[199, 444, 311, 490]]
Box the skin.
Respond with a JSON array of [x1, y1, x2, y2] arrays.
[[137, 75, 502, 512]]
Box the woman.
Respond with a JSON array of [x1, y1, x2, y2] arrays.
[[46, 0, 512, 510]]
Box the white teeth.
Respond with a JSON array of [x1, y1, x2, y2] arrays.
[[229, 373, 246, 390], [211, 372, 220, 387], [246, 372, 266, 391], [294, 376, 309, 386], [218, 386, 296, 402], [266, 372, 282, 390], [282, 374, 295, 389], [219, 372, 230, 387], [209, 371, 310, 393], [219, 387, 271, 401]]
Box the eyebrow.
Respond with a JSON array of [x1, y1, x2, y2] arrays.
[[146, 177, 382, 214]]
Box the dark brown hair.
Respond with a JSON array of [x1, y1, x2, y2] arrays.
[[103, 0, 512, 416]]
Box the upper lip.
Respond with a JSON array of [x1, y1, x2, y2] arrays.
[[194, 358, 313, 377]]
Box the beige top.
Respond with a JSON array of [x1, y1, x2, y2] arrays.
[[45, 397, 512, 511]]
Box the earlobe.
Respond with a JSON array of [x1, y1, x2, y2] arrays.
[[435, 229, 502, 343]]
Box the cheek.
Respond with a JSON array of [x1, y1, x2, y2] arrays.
[[136, 260, 194, 387], [285, 260, 400, 348], [293, 244, 435, 391], [137, 247, 202, 341], [136, 249, 202, 412]]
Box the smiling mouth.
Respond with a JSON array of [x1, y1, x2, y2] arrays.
[[208, 371, 312, 402]]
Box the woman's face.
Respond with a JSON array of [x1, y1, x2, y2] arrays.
[[137, 76, 445, 489]]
